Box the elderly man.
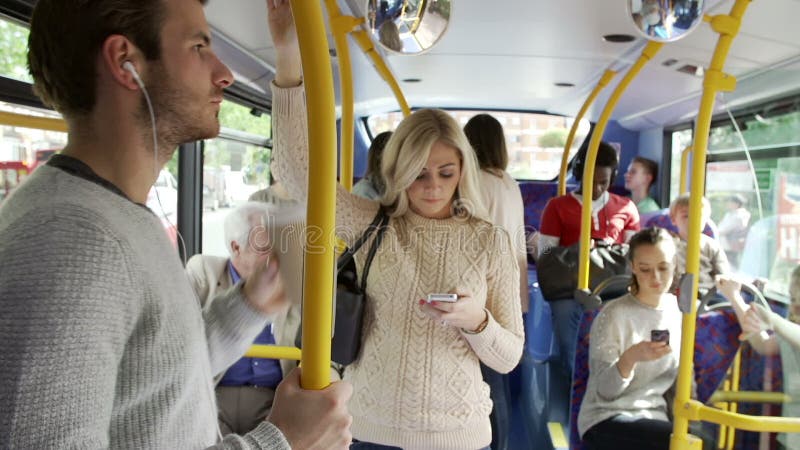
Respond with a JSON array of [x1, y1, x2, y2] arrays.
[[186, 201, 305, 436]]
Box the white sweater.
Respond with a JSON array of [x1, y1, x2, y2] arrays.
[[577, 293, 683, 437]]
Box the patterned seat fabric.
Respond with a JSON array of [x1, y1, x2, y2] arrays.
[[569, 308, 744, 449], [644, 209, 717, 238]]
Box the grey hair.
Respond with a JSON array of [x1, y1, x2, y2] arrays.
[[223, 201, 307, 256]]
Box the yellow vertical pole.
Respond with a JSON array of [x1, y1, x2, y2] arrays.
[[290, 0, 337, 390], [351, 29, 411, 117], [679, 145, 691, 193], [558, 69, 617, 196], [671, 1, 749, 448], [726, 349, 743, 450], [577, 42, 663, 290], [325, 1, 363, 191]]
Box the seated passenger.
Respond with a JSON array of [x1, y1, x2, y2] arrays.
[[624, 156, 660, 215], [539, 141, 640, 374], [352, 131, 392, 200], [186, 201, 305, 436], [718, 266, 800, 450], [668, 193, 729, 296], [578, 227, 711, 450]]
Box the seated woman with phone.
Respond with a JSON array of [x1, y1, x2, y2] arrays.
[[578, 227, 711, 450]]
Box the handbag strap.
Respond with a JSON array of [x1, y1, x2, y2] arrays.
[[359, 212, 389, 292], [337, 208, 388, 272]]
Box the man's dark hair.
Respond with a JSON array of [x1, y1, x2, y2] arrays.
[[27, 0, 206, 117], [463, 113, 508, 172], [573, 140, 619, 182]]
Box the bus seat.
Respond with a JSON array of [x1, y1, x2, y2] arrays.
[[568, 308, 745, 448], [526, 269, 557, 362], [520, 182, 560, 233], [643, 208, 716, 239]]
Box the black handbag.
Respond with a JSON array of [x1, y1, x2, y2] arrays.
[[537, 240, 630, 302], [296, 208, 389, 365]]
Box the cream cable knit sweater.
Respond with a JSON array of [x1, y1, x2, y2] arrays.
[[271, 84, 524, 450]]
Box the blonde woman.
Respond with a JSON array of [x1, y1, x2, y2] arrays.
[[266, 2, 523, 449]]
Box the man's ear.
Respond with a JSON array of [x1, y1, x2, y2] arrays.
[[230, 241, 241, 257], [100, 34, 143, 91]]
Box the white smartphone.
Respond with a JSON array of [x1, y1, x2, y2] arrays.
[[427, 293, 458, 303]]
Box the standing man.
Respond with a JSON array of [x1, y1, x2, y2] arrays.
[[0, 0, 351, 448]]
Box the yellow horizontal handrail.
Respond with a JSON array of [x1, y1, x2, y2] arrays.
[[686, 401, 800, 434], [243, 344, 302, 361], [0, 111, 67, 133], [710, 391, 791, 404]]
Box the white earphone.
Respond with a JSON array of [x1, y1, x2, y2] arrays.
[[122, 61, 145, 90]]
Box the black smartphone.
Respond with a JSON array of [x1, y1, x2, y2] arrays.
[[651, 329, 670, 345]]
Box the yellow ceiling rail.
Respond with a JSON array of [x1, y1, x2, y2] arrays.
[[670, 1, 753, 448], [351, 28, 411, 117], [576, 41, 663, 291], [557, 69, 617, 196], [0, 111, 67, 133], [290, 0, 337, 390]]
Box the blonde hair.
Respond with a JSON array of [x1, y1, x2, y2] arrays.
[[380, 108, 488, 221], [669, 192, 711, 224]]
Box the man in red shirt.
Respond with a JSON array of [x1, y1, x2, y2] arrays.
[[538, 141, 640, 375]]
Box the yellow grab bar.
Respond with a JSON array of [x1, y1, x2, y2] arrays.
[[557, 69, 617, 196], [679, 145, 691, 194], [243, 345, 302, 361], [0, 111, 67, 133], [290, 0, 337, 390], [577, 41, 663, 291], [351, 29, 411, 117], [671, 1, 751, 448], [325, 1, 363, 191]]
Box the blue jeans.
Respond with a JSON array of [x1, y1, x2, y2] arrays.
[[550, 298, 583, 377], [350, 443, 489, 450]]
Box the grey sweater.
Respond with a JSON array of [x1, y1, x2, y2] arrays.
[[0, 165, 290, 449]]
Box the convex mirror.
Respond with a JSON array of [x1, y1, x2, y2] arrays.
[[628, 0, 705, 42], [366, 0, 451, 55]]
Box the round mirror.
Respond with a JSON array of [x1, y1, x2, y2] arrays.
[[628, 0, 705, 42], [366, 0, 452, 55]]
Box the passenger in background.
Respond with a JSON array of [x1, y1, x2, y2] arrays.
[[668, 193, 729, 296], [352, 131, 392, 200], [464, 113, 528, 450], [186, 202, 305, 436], [268, 2, 524, 448], [579, 227, 711, 450], [624, 156, 660, 215], [718, 194, 751, 268], [538, 141, 640, 374], [717, 266, 800, 450]]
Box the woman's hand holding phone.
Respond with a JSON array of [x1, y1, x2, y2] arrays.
[[418, 289, 487, 332]]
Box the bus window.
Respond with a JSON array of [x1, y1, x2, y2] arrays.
[[201, 100, 271, 257], [704, 100, 800, 299], [0, 17, 33, 83], [668, 127, 692, 203], [367, 110, 590, 181]]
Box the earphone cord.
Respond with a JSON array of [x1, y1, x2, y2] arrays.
[[138, 80, 188, 267]]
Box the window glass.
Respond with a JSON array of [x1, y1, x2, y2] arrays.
[[704, 101, 800, 299], [147, 152, 180, 250], [0, 18, 33, 83], [669, 128, 693, 203], [0, 102, 66, 203], [202, 101, 271, 257], [366, 110, 591, 180]]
